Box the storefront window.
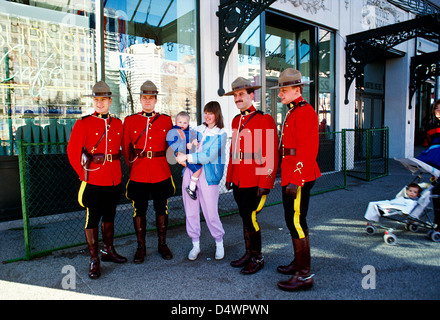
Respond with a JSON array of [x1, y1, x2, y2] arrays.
[[0, 1, 95, 155], [265, 22, 297, 128], [265, 12, 313, 130], [237, 16, 261, 109], [104, 0, 198, 121], [0, 0, 198, 155], [236, 11, 335, 135], [318, 29, 335, 134]]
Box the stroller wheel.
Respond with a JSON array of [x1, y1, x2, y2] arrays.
[[384, 232, 397, 245], [365, 225, 376, 235], [430, 231, 440, 242], [406, 224, 419, 233]]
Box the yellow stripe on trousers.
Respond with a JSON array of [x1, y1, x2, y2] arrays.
[[126, 177, 176, 218], [78, 181, 87, 207], [77, 181, 90, 229], [125, 179, 138, 218], [251, 195, 267, 232], [163, 176, 176, 216], [167, 176, 176, 215], [293, 186, 306, 239]]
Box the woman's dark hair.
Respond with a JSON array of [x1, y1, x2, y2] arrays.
[[203, 101, 224, 129]]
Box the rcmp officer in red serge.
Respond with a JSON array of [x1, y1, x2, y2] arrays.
[[67, 81, 127, 279], [122, 80, 175, 263], [271, 69, 321, 291], [225, 77, 279, 274]]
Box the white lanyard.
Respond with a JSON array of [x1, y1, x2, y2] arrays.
[[85, 117, 109, 172], [129, 115, 151, 164], [233, 111, 255, 155], [279, 107, 294, 149]]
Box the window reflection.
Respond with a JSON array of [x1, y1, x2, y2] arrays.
[[104, 0, 198, 122], [0, 0, 198, 155]]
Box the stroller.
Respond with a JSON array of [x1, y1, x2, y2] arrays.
[[364, 158, 440, 245]]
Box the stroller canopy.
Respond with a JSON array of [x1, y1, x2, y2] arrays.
[[395, 158, 440, 179]]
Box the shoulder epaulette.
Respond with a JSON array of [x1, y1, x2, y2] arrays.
[[126, 113, 139, 118], [81, 114, 93, 120], [233, 110, 264, 119]]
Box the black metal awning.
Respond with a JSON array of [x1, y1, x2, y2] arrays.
[[344, 14, 440, 105], [387, 0, 440, 16], [410, 51, 440, 107], [216, 0, 276, 96]]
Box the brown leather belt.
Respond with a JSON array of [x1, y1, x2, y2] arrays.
[[232, 151, 262, 161], [281, 147, 296, 157], [134, 148, 166, 159], [91, 153, 121, 163]]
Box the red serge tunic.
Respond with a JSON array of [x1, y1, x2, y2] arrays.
[[122, 112, 172, 183], [280, 97, 321, 187], [67, 113, 123, 186], [226, 106, 279, 189]]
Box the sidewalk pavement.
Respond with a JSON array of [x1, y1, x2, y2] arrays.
[[0, 159, 439, 302]]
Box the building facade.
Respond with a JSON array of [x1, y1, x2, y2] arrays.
[[0, 0, 439, 220]]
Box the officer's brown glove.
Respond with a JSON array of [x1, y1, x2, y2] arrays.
[[285, 183, 299, 198], [257, 188, 270, 197]]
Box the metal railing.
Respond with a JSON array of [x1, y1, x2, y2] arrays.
[[3, 129, 388, 262], [343, 128, 389, 181]]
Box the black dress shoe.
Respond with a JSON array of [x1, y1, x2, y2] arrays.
[[186, 186, 197, 200]]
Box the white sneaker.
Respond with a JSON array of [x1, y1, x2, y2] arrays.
[[188, 246, 200, 261], [215, 241, 224, 260]]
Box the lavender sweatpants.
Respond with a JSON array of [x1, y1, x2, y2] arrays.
[[182, 167, 225, 243]]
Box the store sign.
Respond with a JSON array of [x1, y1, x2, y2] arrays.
[[278, 0, 329, 14], [0, 13, 94, 113], [361, 0, 404, 30]]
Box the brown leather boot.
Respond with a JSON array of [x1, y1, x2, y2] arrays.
[[156, 215, 173, 260], [240, 230, 264, 275], [84, 228, 101, 279], [230, 225, 251, 268], [101, 222, 127, 263], [133, 216, 147, 264], [277, 259, 297, 275], [278, 236, 314, 291], [277, 238, 297, 275]]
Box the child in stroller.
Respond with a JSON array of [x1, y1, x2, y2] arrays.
[[364, 183, 422, 223], [364, 158, 440, 245]]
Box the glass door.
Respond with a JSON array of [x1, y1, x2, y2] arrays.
[[264, 12, 313, 131]]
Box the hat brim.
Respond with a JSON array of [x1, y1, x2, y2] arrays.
[[224, 85, 262, 96], [84, 93, 119, 97], [133, 93, 163, 96], [270, 80, 313, 90]]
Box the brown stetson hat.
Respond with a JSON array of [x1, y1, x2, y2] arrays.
[[270, 68, 312, 89], [135, 80, 162, 96], [224, 77, 262, 96], [84, 81, 116, 97]]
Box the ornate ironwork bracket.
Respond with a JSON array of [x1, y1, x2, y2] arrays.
[[216, 0, 276, 96], [409, 51, 440, 109], [344, 14, 440, 104]]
